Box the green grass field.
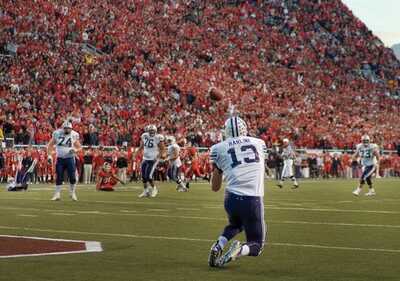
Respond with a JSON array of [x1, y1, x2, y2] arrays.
[[0, 179, 400, 281]]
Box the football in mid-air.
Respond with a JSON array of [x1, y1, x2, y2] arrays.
[[209, 87, 223, 101]]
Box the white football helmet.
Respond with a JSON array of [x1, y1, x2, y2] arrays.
[[361, 135, 370, 145], [147, 124, 157, 136], [63, 121, 73, 129], [224, 116, 247, 139], [166, 136, 176, 144], [63, 121, 73, 134]]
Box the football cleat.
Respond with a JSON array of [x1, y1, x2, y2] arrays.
[[365, 190, 376, 196], [208, 241, 223, 267], [151, 186, 158, 197], [138, 188, 151, 198], [352, 188, 362, 196], [51, 192, 61, 201], [70, 192, 78, 201], [219, 240, 242, 266]]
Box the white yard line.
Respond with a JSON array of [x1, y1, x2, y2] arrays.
[[17, 214, 38, 218], [50, 213, 75, 216], [0, 225, 399, 254]]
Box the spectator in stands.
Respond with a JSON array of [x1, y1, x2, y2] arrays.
[[83, 149, 94, 184], [116, 152, 128, 184]]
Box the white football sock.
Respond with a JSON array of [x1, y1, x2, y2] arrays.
[[55, 185, 62, 193], [240, 245, 250, 257], [217, 236, 228, 249], [69, 184, 76, 193]]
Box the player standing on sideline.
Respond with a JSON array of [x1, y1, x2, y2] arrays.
[[47, 121, 81, 201], [277, 138, 299, 189], [134, 125, 165, 198], [166, 136, 189, 192], [352, 135, 380, 196], [208, 116, 267, 267]]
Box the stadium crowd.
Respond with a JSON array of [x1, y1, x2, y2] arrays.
[[1, 0, 400, 150], [1, 146, 399, 185]]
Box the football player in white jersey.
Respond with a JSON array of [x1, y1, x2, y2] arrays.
[[352, 135, 380, 196], [208, 116, 267, 268], [47, 121, 81, 201], [134, 125, 165, 198], [166, 136, 189, 192], [277, 138, 299, 189]]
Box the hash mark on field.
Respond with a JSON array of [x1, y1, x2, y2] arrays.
[[17, 214, 38, 218], [120, 210, 138, 213], [1, 225, 399, 254], [147, 209, 169, 212], [77, 211, 103, 214], [50, 212, 75, 216], [176, 208, 201, 211]]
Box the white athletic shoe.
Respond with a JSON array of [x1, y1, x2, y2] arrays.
[[151, 187, 158, 197], [51, 192, 61, 201], [219, 241, 242, 266], [176, 185, 188, 192], [138, 189, 150, 198], [352, 188, 362, 196], [365, 190, 376, 196], [70, 192, 78, 201]]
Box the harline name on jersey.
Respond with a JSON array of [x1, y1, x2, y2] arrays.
[[228, 138, 250, 147]]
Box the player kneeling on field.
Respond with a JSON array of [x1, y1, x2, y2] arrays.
[[96, 163, 125, 191], [208, 116, 267, 268]]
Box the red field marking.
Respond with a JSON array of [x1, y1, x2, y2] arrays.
[[0, 235, 102, 258]]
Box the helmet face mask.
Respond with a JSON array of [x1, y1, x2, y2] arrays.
[[63, 121, 73, 134], [361, 135, 370, 146], [224, 116, 247, 139], [103, 162, 111, 172], [147, 125, 157, 137]]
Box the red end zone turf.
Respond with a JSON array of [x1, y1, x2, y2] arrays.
[[0, 235, 102, 258]]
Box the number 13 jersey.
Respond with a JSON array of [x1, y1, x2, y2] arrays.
[[210, 136, 267, 197], [52, 129, 80, 159]]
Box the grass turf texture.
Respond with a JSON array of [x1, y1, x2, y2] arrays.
[[0, 179, 400, 281]]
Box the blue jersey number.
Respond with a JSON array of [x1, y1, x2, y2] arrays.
[[144, 138, 154, 148], [227, 145, 260, 168], [58, 137, 72, 147]]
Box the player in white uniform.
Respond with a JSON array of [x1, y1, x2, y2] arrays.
[[208, 116, 267, 268], [277, 138, 299, 189], [47, 121, 81, 201], [166, 136, 189, 192], [352, 135, 380, 196], [134, 125, 165, 198]]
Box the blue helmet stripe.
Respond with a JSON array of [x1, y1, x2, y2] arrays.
[[234, 117, 239, 137], [230, 118, 235, 137]]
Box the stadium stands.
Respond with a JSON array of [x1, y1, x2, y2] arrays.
[[0, 0, 399, 149]]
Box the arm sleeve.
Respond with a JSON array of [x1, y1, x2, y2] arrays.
[[210, 145, 221, 170]]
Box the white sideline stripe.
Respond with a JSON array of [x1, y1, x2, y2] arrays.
[[10, 207, 400, 229], [176, 208, 201, 211], [274, 220, 400, 229], [0, 234, 102, 258], [1, 203, 400, 216], [0, 226, 399, 254], [4, 206, 400, 227]]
